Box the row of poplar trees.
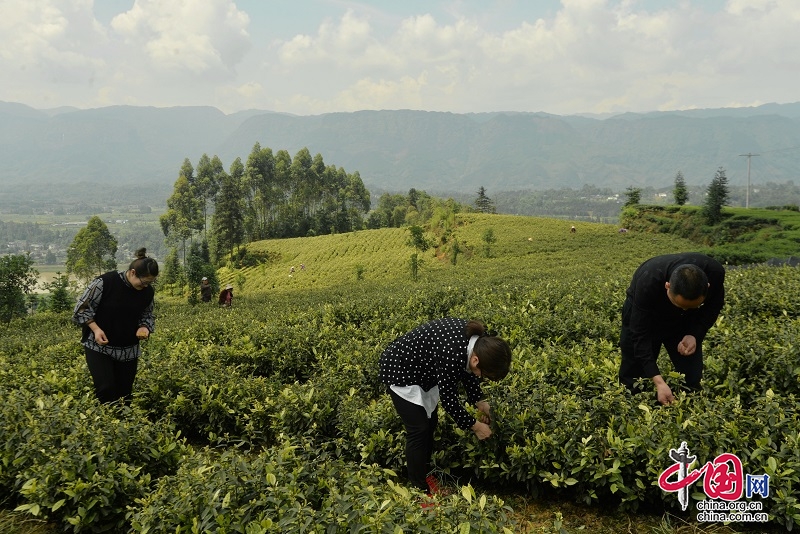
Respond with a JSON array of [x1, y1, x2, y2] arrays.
[[160, 145, 371, 264]]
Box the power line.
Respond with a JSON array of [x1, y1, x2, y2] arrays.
[[739, 153, 760, 208], [758, 145, 800, 154]]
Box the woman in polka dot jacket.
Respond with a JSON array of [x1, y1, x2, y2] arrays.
[[379, 317, 512, 495]]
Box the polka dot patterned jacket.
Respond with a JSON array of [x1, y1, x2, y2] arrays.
[[379, 317, 483, 430]]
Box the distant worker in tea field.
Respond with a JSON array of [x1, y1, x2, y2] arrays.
[[379, 318, 512, 497], [619, 253, 725, 405], [218, 284, 233, 307], [200, 276, 212, 303], [72, 248, 158, 404]]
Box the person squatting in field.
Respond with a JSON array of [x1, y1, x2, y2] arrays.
[[619, 252, 725, 405], [219, 284, 234, 307], [379, 318, 512, 495], [72, 248, 158, 404]]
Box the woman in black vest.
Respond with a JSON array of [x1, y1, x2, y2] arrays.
[[73, 248, 158, 403]]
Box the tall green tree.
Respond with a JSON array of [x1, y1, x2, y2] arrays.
[[407, 225, 433, 281], [289, 148, 315, 235], [475, 186, 495, 213], [704, 167, 729, 224], [673, 171, 688, 205], [407, 225, 433, 253], [212, 158, 246, 260], [66, 216, 118, 282], [0, 253, 39, 323], [195, 154, 223, 235], [242, 143, 278, 240], [343, 170, 370, 230], [160, 166, 203, 265], [408, 188, 419, 209]]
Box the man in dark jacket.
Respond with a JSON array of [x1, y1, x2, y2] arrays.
[[619, 253, 725, 405]]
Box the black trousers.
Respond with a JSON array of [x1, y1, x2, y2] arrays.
[[619, 300, 703, 393], [84, 347, 139, 404], [388, 388, 438, 493]]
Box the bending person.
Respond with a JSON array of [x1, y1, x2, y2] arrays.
[[619, 253, 725, 405], [379, 318, 512, 495]]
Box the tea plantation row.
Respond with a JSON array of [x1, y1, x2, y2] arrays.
[[1, 217, 799, 532]]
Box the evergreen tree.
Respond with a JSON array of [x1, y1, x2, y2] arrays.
[[475, 186, 495, 213], [673, 171, 688, 205], [623, 187, 642, 206], [703, 167, 729, 224], [66, 216, 118, 282], [42, 272, 74, 313], [0, 253, 38, 323], [161, 247, 183, 285]]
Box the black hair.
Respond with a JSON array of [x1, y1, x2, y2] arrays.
[[466, 320, 512, 381], [668, 264, 708, 300], [129, 248, 159, 277]]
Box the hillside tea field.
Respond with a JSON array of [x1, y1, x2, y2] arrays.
[[1, 214, 798, 533]]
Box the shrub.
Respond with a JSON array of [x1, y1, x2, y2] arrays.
[[0, 390, 185, 532]]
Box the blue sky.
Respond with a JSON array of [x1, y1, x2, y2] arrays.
[[0, 0, 795, 116]]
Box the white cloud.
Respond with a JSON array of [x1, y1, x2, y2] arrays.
[[279, 9, 391, 68], [0, 0, 106, 95], [0, 0, 798, 114], [111, 0, 251, 77]]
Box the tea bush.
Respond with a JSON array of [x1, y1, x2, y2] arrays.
[[2, 215, 799, 531], [129, 438, 518, 533], [0, 390, 186, 532]]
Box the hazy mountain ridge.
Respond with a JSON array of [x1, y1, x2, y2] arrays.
[[1, 101, 798, 193]]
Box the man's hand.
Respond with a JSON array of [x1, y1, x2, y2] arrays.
[[656, 383, 675, 405], [677, 335, 697, 356], [471, 421, 492, 440], [136, 327, 150, 340], [653, 375, 675, 405]]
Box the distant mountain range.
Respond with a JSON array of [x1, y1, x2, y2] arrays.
[[1, 100, 799, 195]]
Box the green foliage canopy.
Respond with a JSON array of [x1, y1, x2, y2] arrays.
[[673, 170, 688, 205], [703, 166, 730, 224], [212, 158, 246, 260], [474, 186, 495, 213], [41, 272, 74, 313], [0, 253, 38, 323], [65, 216, 118, 282], [624, 186, 642, 206]]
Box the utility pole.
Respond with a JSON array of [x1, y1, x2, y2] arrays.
[[739, 153, 760, 208]]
